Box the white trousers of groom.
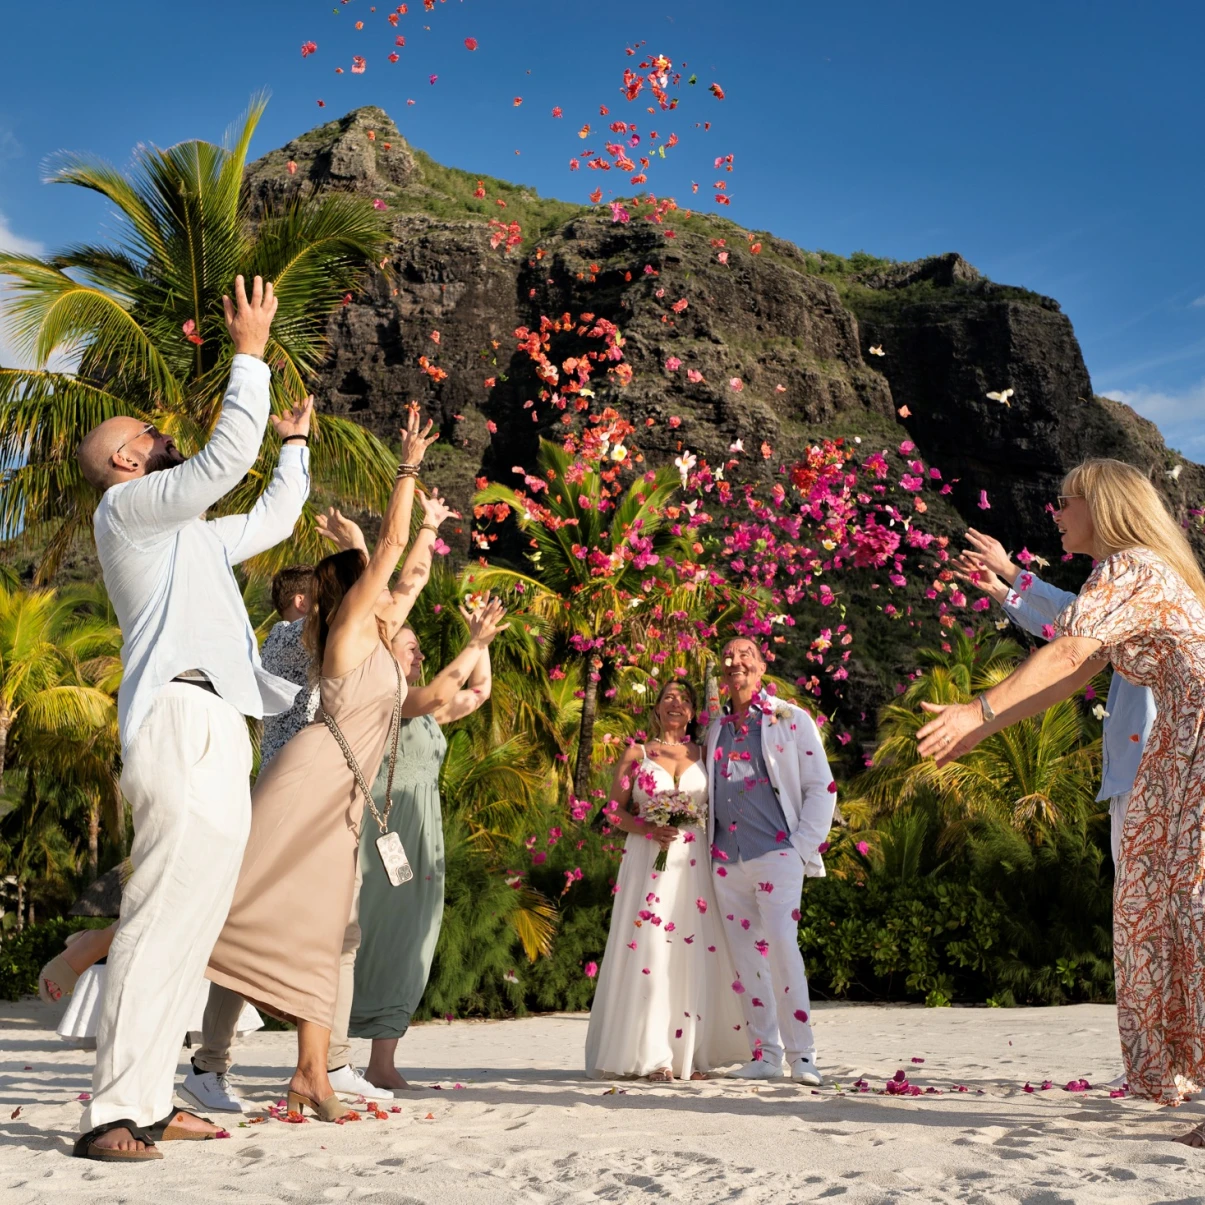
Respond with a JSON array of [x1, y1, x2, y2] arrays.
[[81, 686, 252, 1132], [712, 848, 815, 1067]]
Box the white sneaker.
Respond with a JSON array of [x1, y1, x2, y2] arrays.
[[328, 1064, 393, 1102], [180, 1067, 248, 1113], [729, 1057, 783, 1080], [789, 1057, 822, 1086]]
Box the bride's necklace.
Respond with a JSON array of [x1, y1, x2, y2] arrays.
[[655, 736, 690, 748]]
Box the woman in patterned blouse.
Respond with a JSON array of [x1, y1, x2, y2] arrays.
[[916, 459, 1205, 1116]]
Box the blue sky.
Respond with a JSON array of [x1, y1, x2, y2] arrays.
[[2, 0, 1204, 454]]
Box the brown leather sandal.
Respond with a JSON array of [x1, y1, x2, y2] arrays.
[[73, 1120, 163, 1161]]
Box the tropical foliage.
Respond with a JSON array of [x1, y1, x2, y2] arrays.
[[0, 95, 395, 581], [0, 99, 1119, 1004], [0, 580, 123, 927], [474, 435, 692, 799]]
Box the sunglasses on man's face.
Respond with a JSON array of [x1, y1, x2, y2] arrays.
[[115, 422, 164, 457]]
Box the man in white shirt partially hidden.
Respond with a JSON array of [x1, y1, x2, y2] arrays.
[[72, 276, 312, 1161]]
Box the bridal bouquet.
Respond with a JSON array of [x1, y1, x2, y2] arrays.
[[641, 789, 706, 872]]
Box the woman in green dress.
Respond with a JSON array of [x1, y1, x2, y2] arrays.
[[349, 593, 507, 1093]]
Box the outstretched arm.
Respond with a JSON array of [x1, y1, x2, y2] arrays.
[[376, 487, 459, 639], [917, 635, 1106, 766], [953, 531, 1077, 637], [109, 276, 279, 541], [315, 506, 369, 557], [327, 406, 437, 653], [403, 596, 506, 721], [208, 397, 313, 564]]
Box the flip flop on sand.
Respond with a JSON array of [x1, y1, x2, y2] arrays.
[[73, 1120, 162, 1162]]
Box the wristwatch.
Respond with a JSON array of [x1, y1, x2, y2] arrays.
[[976, 692, 996, 722]]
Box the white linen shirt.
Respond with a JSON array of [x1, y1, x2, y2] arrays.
[[94, 354, 311, 753]]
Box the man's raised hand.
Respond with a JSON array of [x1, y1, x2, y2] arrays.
[[223, 274, 278, 360], [271, 396, 314, 442]]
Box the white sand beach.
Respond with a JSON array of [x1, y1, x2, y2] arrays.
[[1, 997, 1202, 1203]]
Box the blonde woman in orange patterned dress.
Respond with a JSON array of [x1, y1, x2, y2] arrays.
[[915, 459, 1205, 1116]]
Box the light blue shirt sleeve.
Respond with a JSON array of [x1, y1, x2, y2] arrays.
[[207, 444, 311, 565], [1098, 672, 1157, 801], [1000, 573, 1077, 637]]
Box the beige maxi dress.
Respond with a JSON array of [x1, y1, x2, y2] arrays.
[[207, 641, 402, 1027]]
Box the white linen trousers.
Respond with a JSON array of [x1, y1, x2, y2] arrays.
[[81, 685, 252, 1132], [712, 847, 815, 1067]]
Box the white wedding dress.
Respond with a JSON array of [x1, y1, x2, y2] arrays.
[[585, 753, 749, 1079]]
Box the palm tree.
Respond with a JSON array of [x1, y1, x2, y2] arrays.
[[850, 627, 1103, 848], [0, 582, 117, 796], [0, 95, 395, 581], [473, 439, 687, 799]]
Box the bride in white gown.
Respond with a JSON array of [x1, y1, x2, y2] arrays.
[[585, 680, 748, 1081]]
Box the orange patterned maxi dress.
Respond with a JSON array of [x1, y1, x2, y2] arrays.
[[1058, 548, 1205, 1103]]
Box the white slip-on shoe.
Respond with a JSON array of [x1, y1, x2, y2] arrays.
[[328, 1063, 394, 1102], [179, 1067, 248, 1113], [729, 1057, 783, 1080], [789, 1057, 823, 1086]]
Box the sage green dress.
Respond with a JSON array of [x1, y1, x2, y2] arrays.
[[350, 713, 448, 1039]]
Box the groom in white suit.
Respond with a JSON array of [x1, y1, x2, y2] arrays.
[[705, 637, 837, 1084]]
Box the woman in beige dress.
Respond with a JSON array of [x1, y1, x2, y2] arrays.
[[206, 406, 449, 1121]]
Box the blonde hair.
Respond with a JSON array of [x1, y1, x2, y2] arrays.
[[1062, 458, 1205, 607]]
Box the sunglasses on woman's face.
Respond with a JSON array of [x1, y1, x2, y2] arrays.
[[1056, 494, 1082, 510]]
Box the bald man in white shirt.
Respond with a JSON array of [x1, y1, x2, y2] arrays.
[[72, 277, 311, 1161]]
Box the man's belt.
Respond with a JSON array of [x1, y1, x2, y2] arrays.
[[173, 672, 218, 695]]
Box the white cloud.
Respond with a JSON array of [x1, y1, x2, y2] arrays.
[[0, 211, 45, 369], [1102, 380, 1205, 459], [1192, 295, 1205, 308], [0, 212, 41, 258]]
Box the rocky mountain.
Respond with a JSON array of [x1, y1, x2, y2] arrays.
[[237, 105, 1205, 736], [16, 105, 1194, 742], [248, 107, 1201, 586]]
